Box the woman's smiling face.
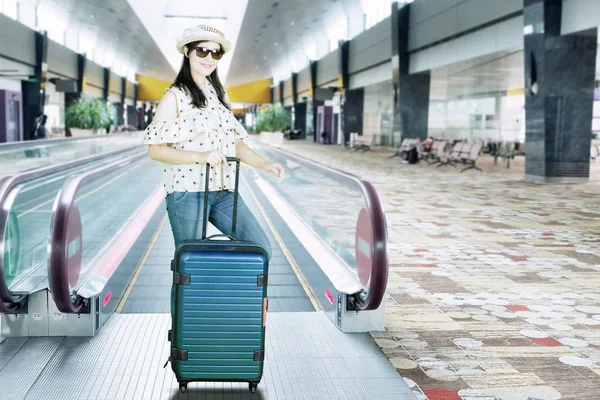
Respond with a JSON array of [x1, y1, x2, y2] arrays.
[[187, 41, 221, 77]]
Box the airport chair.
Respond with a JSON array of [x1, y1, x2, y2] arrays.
[[460, 142, 484, 172]]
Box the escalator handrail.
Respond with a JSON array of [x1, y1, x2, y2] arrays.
[[0, 132, 140, 151], [49, 151, 147, 313], [0, 145, 143, 313], [263, 145, 389, 311]]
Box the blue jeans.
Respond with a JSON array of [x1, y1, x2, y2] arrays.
[[165, 190, 272, 260]]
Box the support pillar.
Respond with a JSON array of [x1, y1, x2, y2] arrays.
[[339, 40, 364, 146], [65, 53, 86, 110], [279, 81, 284, 107], [102, 68, 110, 101], [391, 2, 430, 147], [523, 0, 597, 183], [291, 72, 305, 134], [310, 60, 319, 142], [118, 77, 126, 126], [292, 72, 298, 106], [21, 31, 48, 141]]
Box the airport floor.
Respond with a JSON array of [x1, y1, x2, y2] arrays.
[[278, 139, 600, 400]]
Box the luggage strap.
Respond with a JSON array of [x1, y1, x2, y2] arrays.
[[171, 348, 188, 361], [257, 275, 267, 287], [254, 350, 265, 362], [173, 272, 191, 286]]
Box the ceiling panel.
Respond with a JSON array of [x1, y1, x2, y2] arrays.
[[127, 0, 249, 85], [36, 0, 175, 82], [227, 0, 370, 87]]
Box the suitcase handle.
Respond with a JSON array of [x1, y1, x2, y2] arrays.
[[204, 234, 237, 242], [202, 157, 241, 240]]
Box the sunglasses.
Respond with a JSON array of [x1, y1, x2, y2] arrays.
[[193, 47, 224, 60]]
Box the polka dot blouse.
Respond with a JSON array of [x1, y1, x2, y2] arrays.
[[143, 81, 248, 195]]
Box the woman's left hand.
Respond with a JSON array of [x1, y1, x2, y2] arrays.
[[263, 162, 285, 183]]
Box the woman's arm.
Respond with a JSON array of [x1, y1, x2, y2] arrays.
[[235, 140, 269, 169], [236, 140, 285, 182], [147, 91, 226, 166]]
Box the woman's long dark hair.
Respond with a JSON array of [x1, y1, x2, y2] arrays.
[[172, 40, 231, 110]]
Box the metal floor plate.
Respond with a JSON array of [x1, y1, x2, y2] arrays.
[[0, 313, 415, 400]]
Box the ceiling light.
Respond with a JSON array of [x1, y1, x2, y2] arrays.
[[291, 21, 294, 26], [274, 42, 278, 46]]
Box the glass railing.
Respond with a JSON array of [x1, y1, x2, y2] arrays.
[[0, 146, 146, 313], [0, 132, 144, 176], [49, 153, 163, 312], [248, 142, 388, 311]]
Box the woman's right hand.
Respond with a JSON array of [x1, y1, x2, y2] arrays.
[[202, 149, 227, 166]]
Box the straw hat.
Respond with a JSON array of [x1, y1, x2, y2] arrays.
[[176, 24, 232, 55]]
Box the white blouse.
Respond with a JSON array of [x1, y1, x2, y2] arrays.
[[143, 81, 248, 195]]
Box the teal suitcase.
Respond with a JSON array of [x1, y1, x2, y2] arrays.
[[168, 158, 269, 394]]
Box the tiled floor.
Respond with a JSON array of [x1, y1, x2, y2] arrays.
[[276, 139, 600, 400]]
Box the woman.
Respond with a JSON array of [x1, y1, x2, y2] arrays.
[[144, 24, 284, 260]]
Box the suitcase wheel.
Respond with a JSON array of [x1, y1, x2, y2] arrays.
[[179, 383, 187, 393], [249, 382, 258, 394]]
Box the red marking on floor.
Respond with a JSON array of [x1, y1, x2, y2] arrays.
[[103, 290, 112, 308], [542, 233, 555, 236], [511, 257, 528, 262], [505, 305, 530, 312], [539, 213, 550, 216], [325, 289, 334, 305], [420, 264, 438, 268], [415, 249, 429, 253], [424, 389, 461, 400], [532, 338, 562, 347], [560, 244, 575, 248], [436, 223, 449, 226]]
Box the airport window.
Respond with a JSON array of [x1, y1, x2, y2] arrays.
[[78, 31, 97, 54], [330, 40, 338, 52], [304, 39, 317, 61], [326, 16, 348, 52], [361, 0, 393, 30], [1, 0, 18, 20], [36, 5, 65, 45]]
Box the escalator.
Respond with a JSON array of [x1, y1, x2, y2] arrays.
[[0, 143, 145, 315]]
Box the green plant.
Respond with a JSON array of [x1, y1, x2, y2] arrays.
[[255, 104, 290, 132], [65, 97, 113, 132]]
